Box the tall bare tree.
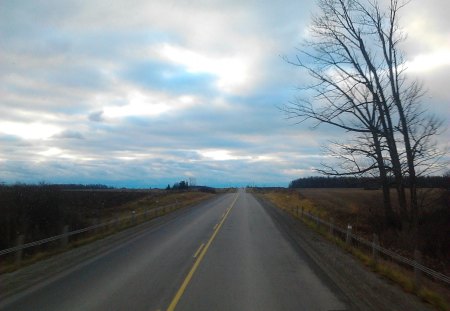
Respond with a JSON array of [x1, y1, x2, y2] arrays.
[[284, 0, 445, 240]]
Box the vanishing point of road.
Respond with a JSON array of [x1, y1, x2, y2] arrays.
[[1, 189, 349, 311]]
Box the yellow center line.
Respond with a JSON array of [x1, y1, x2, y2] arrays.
[[213, 223, 219, 230], [193, 243, 205, 259], [166, 193, 239, 311]]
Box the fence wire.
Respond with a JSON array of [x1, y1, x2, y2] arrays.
[[298, 209, 450, 285], [0, 203, 177, 257]]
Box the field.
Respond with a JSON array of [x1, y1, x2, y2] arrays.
[[0, 185, 216, 272], [255, 187, 449, 275], [254, 187, 450, 310]]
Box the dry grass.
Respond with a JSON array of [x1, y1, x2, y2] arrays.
[[257, 188, 448, 252], [256, 188, 450, 311], [0, 191, 214, 274], [97, 191, 213, 221]]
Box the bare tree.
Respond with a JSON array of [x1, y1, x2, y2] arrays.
[[284, 0, 445, 239]]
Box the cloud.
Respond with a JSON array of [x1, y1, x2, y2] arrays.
[[89, 111, 104, 122], [0, 121, 62, 140], [0, 0, 448, 187], [121, 59, 216, 95], [53, 130, 84, 140]]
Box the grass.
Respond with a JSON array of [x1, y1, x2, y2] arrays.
[[256, 189, 450, 311], [0, 191, 215, 275], [419, 288, 450, 311]]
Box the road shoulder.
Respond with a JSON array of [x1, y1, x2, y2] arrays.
[[254, 194, 434, 311]]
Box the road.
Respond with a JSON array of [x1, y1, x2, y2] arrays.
[[1, 189, 349, 311]]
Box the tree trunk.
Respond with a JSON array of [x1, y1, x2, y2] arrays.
[[372, 132, 397, 227]]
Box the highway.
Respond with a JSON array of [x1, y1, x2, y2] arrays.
[[1, 189, 348, 311]]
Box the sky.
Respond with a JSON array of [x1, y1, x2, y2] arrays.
[[0, 0, 449, 188]]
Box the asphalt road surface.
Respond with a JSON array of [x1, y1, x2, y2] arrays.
[[1, 189, 349, 311]]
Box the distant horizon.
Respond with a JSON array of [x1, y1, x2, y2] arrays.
[[0, 179, 289, 189], [3, 172, 448, 190]]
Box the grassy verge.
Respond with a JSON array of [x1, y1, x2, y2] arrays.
[[0, 191, 215, 274], [256, 189, 450, 311]]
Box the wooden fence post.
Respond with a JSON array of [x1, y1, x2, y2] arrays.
[[414, 249, 422, 291], [346, 225, 352, 245], [372, 234, 379, 265], [15, 235, 25, 267], [301, 206, 304, 218], [61, 225, 69, 248], [329, 218, 334, 235], [132, 211, 136, 225], [94, 218, 100, 234]]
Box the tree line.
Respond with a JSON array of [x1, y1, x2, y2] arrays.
[[166, 180, 216, 193], [289, 175, 450, 189]]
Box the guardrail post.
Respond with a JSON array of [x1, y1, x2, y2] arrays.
[[414, 249, 422, 291], [329, 218, 334, 235], [315, 214, 320, 227], [15, 234, 25, 266], [372, 234, 379, 265], [301, 206, 304, 218], [346, 225, 352, 245], [296, 206, 299, 218], [61, 225, 69, 248]]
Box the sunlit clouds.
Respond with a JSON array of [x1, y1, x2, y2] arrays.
[[406, 49, 450, 72], [102, 92, 171, 119], [0, 0, 449, 187], [0, 122, 61, 140], [160, 44, 250, 94]]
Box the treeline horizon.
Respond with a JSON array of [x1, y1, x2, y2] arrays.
[[0, 183, 121, 190], [289, 175, 450, 189], [0, 182, 215, 190]]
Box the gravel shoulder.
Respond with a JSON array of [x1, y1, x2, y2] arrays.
[[255, 194, 434, 311]]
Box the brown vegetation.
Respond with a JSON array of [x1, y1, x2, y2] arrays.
[[253, 187, 450, 310], [0, 185, 215, 273], [254, 187, 449, 275]]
